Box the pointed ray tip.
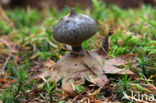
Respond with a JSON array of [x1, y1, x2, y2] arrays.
[[69, 8, 77, 16]]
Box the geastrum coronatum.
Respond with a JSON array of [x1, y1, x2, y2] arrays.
[[44, 8, 133, 96]]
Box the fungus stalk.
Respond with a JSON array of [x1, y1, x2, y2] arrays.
[[71, 45, 85, 56]]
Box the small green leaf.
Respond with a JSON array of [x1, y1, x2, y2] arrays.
[[75, 85, 85, 93]]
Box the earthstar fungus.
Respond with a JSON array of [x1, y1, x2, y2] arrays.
[[46, 8, 133, 96]]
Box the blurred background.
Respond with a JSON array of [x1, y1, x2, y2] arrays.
[[1, 0, 156, 9]]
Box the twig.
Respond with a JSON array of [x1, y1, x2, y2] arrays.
[[51, 48, 60, 59], [130, 45, 137, 53], [72, 92, 84, 102], [0, 56, 10, 75], [21, 88, 29, 99], [40, 93, 48, 103], [0, 5, 14, 27], [0, 38, 11, 49]]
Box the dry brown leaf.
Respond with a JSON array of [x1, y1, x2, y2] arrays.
[[103, 64, 134, 74], [104, 57, 126, 66], [103, 57, 134, 75], [91, 85, 103, 96]]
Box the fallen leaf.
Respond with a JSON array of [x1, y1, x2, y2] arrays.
[[103, 64, 134, 74], [103, 57, 134, 75]]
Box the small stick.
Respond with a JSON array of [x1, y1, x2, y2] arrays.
[[0, 5, 14, 27], [51, 48, 60, 59], [0, 38, 11, 50], [72, 92, 84, 102], [0, 56, 11, 75]]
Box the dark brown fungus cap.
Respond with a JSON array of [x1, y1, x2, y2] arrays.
[[53, 8, 98, 46]]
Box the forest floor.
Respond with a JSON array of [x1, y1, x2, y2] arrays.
[[0, 1, 156, 103]]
